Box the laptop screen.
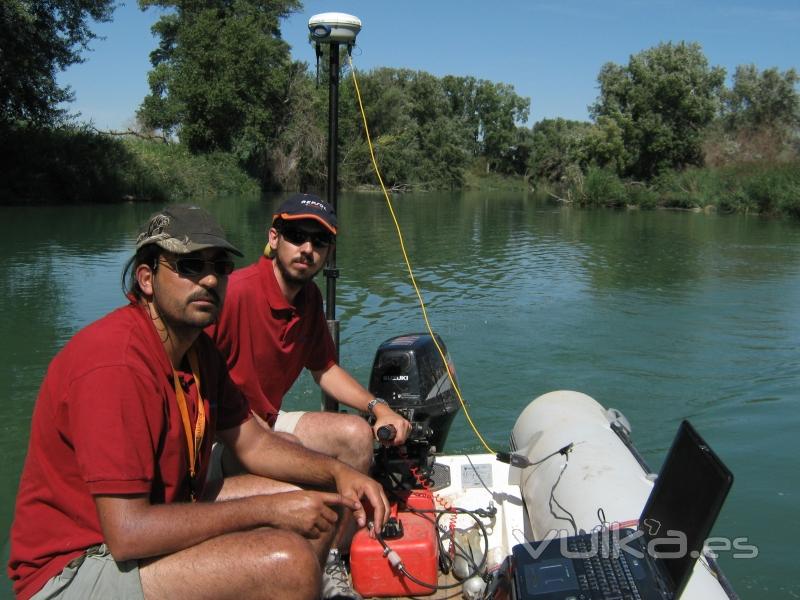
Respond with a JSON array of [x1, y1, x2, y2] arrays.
[[639, 420, 733, 596]]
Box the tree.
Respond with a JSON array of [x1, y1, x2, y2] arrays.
[[721, 65, 800, 130], [474, 81, 530, 173], [284, 64, 530, 190], [337, 68, 422, 189], [590, 42, 725, 179], [528, 118, 592, 182], [704, 65, 800, 166], [0, 0, 114, 127], [338, 67, 473, 190], [137, 0, 301, 180], [441, 75, 481, 157], [440, 75, 530, 171], [261, 61, 327, 190], [416, 116, 469, 189]]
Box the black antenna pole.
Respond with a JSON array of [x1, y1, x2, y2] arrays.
[[323, 41, 341, 413], [309, 13, 361, 413]]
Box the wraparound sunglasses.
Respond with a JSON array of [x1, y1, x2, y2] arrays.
[[280, 226, 334, 249], [162, 257, 235, 276]]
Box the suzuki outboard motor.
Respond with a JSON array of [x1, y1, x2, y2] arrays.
[[368, 333, 460, 490]]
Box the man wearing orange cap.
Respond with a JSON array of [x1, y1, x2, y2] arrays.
[[209, 193, 411, 599]]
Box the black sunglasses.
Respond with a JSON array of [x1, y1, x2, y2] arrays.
[[163, 257, 235, 277], [280, 226, 334, 249]]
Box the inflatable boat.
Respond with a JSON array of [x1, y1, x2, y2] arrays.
[[348, 333, 737, 600], [304, 17, 737, 599]]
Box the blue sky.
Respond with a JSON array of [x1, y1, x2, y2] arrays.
[[59, 0, 800, 130]]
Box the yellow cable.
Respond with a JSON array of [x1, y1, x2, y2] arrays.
[[347, 56, 495, 455]]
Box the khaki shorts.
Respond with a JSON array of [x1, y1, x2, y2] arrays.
[[31, 544, 143, 600], [273, 410, 306, 435], [205, 411, 307, 484]]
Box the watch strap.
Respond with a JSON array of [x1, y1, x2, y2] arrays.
[[367, 397, 388, 416]]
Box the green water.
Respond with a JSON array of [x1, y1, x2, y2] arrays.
[[1, 193, 798, 597]]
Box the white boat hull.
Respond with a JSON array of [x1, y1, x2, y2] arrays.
[[507, 390, 732, 600], [355, 391, 735, 599]]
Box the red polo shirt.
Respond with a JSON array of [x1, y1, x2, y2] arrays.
[[208, 256, 337, 423], [8, 303, 250, 600]]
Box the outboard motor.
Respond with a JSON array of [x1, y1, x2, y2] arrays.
[[351, 334, 460, 597], [368, 333, 460, 491]]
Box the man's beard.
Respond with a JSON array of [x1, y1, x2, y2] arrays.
[[276, 255, 322, 287], [153, 285, 221, 334]]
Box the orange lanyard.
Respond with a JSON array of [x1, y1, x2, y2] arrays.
[[172, 347, 206, 501]]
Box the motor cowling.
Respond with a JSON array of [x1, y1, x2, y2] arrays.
[[368, 333, 460, 490]]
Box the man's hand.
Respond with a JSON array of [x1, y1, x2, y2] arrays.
[[313, 365, 412, 445], [93, 488, 361, 561], [372, 406, 412, 446], [331, 464, 390, 537], [261, 490, 360, 539]]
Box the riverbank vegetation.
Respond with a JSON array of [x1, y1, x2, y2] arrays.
[[1, 1, 798, 218], [0, 126, 259, 204], [527, 47, 800, 217]]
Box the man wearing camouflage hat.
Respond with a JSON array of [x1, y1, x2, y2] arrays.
[[9, 205, 388, 600]]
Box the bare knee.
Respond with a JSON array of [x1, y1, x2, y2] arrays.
[[294, 413, 374, 473], [333, 415, 373, 472], [249, 529, 321, 599], [141, 529, 320, 600]]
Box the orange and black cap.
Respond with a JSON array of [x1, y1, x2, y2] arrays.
[[272, 193, 337, 235]]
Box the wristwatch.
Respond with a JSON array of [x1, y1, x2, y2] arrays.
[[367, 397, 388, 416]]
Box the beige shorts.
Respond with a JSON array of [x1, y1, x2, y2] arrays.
[[273, 410, 306, 435], [30, 544, 143, 600], [206, 411, 307, 484]]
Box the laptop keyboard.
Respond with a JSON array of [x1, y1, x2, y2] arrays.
[[567, 536, 643, 600]]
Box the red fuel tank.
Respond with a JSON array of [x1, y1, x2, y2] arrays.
[[350, 490, 439, 597]]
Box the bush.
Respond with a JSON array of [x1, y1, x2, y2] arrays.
[[739, 162, 800, 215], [653, 161, 800, 216], [463, 159, 528, 191], [652, 169, 710, 209], [625, 183, 659, 208], [124, 139, 260, 202], [580, 166, 627, 207], [0, 124, 153, 203], [0, 124, 260, 204]]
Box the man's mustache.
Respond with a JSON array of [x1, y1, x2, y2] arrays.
[[188, 289, 220, 305]]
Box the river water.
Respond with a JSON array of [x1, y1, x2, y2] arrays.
[[1, 192, 798, 597]]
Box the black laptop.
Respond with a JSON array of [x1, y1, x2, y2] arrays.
[[511, 420, 734, 600]]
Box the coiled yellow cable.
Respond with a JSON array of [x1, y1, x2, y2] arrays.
[[347, 55, 495, 454]]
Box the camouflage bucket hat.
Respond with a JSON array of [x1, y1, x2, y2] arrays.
[[136, 205, 243, 257]]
